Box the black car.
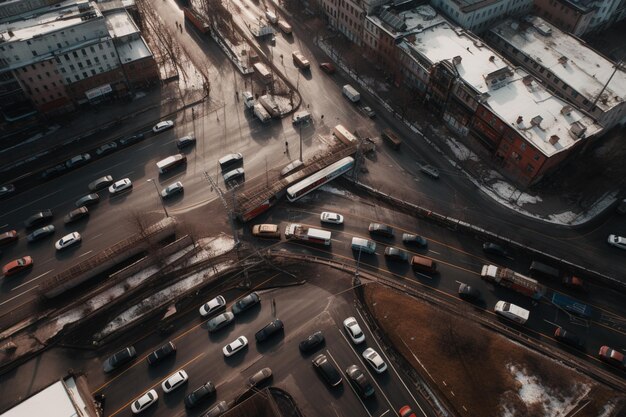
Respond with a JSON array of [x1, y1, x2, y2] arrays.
[[64, 207, 89, 224], [26, 225, 55, 243], [118, 133, 145, 147], [299, 331, 325, 353], [95, 142, 118, 156], [482, 242, 507, 257], [102, 346, 137, 373], [184, 382, 215, 408], [312, 354, 342, 387], [231, 292, 260, 315], [368, 223, 394, 238], [384, 247, 409, 262], [554, 327, 583, 349], [458, 283, 481, 302], [146, 341, 176, 365], [88, 175, 114, 192], [255, 319, 284, 343], [402, 233, 428, 247], [345, 364, 374, 398], [176, 135, 196, 149], [40, 164, 67, 179], [24, 210, 53, 229], [75, 193, 100, 208]]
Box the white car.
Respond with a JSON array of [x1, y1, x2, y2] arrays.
[[362, 347, 387, 373], [55, 232, 81, 251], [131, 389, 158, 414], [109, 178, 132, 195], [223, 335, 248, 357], [153, 120, 174, 133], [161, 369, 188, 393], [320, 212, 344, 224], [607, 234, 626, 250], [161, 181, 184, 199], [199, 295, 226, 317], [343, 317, 365, 344]]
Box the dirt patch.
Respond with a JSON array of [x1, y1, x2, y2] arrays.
[[363, 284, 625, 417]]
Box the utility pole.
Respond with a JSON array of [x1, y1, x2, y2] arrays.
[[299, 122, 303, 162], [203, 171, 239, 247]]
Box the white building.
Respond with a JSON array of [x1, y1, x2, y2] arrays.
[[429, 0, 533, 33]]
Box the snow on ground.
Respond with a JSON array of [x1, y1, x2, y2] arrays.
[[501, 364, 590, 417], [319, 183, 354, 198], [445, 137, 479, 162], [490, 180, 543, 206]]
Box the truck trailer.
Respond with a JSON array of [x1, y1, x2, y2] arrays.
[[342, 84, 360, 102], [253, 103, 271, 123], [284, 223, 331, 245], [481, 264, 546, 300]]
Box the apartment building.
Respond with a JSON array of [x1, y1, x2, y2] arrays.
[[430, 0, 533, 33], [488, 16, 626, 130], [534, 0, 626, 35]]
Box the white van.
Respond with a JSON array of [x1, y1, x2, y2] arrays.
[[242, 91, 255, 109], [351, 237, 376, 254], [292, 110, 311, 124], [494, 301, 529, 324]]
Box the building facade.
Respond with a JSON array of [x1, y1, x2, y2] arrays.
[[532, 0, 626, 35], [430, 0, 533, 33]]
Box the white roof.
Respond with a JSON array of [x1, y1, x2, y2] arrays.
[[1, 380, 78, 417], [116, 36, 153, 63], [490, 16, 626, 112], [366, 5, 446, 39], [105, 9, 139, 39]]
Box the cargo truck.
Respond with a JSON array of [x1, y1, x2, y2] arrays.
[[292, 51, 310, 70], [284, 223, 331, 246], [278, 21, 292, 34], [381, 128, 402, 150], [342, 84, 360, 102], [253, 103, 271, 123], [481, 264, 546, 300]]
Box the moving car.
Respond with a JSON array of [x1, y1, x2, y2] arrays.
[[65, 153, 91, 169], [368, 223, 394, 238], [55, 232, 81, 250], [218, 152, 243, 170], [27, 225, 55, 243], [95, 142, 118, 156], [494, 301, 529, 324], [0, 230, 19, 246], [248, 367, 273, 387], [162, 369, 188, 393], [199, 295, 226, 317], [0, 184, 15, 199], [2, 256, 34, 277], [553, 327, 583, 349], [75, 193, 100, 207], [184, 382, 215, 408], [207, 312, 235, 333], [24, 210, 53, 229], [109, 178, 132, 195], [223, 335, 248, 357], [362, 348, 387, 373], [153, 120, 174, 133], [103, 346, 136, 372], [312, 354, 342, 387], [351, 237, 377, 254], [345, 364, 375, 398], [320, 212, 344, 224], [607, 234, 626, 250], [255, 319, 284, 343], [343, 317, 365, 344], [118, 133, 144, 147], [482, 242, 507, 257], [146, 341, 176, 365], [299, 331, 325, 353], [130, 389, 158, 414], [64, 207, 89, 224], [319, 62, 336, 74], [399, 405, 417, 417], [161, 181, 184, 199], [176, 134, 196, 149], [88, 175, 114, 192], [223, 167, 244, 183], [252, 224, 281, 239], [402, 233, 427, 247], [598, 346, 625, 369], [204, 401, 229, 417], [232, 292, 260, 314], [458, 283, 481, 302], [384, 247, 409, 262], [359, 105, 376, 118], [420, 164, 440, 179]]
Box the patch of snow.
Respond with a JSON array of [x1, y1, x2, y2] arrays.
[[597, 402, 617, 417], [490, 180, 542, 205], [445, 137, 479, 162], [319, 184, 352, 198]]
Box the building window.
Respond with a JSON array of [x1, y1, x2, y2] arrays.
[[90, 46, 95, 53], [37, 74, 42, 80], [66, 77, 71, 83], [520, 143, 526, 151], [526, 164, 534, 173], [82, 72, 88, 78], [61, 68, 66, 73], [32, 51, 38, 57], [98, 44, 103, 50], [65, 54, 70, 61], [69, 64, 75, 70], [86, 59, 92, 66], [75, 75, 80, 81], [73, 51, 78, 58], [78, 62, 83, 69], [562, 84, 568, 91], [91, 69, 96, 75], [82, 49, 87, 56]]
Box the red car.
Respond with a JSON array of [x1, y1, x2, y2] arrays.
[[0, 230, 18, 246], [598, 346, 626, 369], [2, 256, 34, 277], [319, 62, 336, 74], [399, 406, 417, 417]]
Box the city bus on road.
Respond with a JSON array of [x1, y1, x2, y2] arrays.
[[286, 157, 354, 202], [157, 154, 187, 174]]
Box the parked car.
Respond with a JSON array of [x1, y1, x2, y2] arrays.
[[103, 346, 137, 372], [345, 364, 375, 398], [55, 231, 81, 250], [199, 295, 226, 317], [320, 212, 344, 224], [146, 341, 176, 365], [420, 164, 440, 179], [362, 347, 387, 373], [402, 233, 427, 247], [95, 142, 118, 156], [319, 62, 336, 74], [368, 223, 394, 238], [118, 133, 145, 147], [40, 164, 67, 179], [252, 224, 281, 239], [162, 369, 188, 393], [24, 210, 53, 229], [255, 319, 284, 343], [130, 389, 158, 414], [223, 167, 245, 182], [312, 354, 342, 387], [161, 181, 184, 199], [27, 225, 55, 243], [223, 335, 248, 357], [399, 406, 417, 417], [607, 234, 626, 250], [299, 331, 325, 353], [218, 152, 243, 170], [359, 105, 376, 118], [0, 184, 15, 199], [231, 292, 260, 314], [184, 382, 215, 408], [343, 317, 365, 344], [109, 178, 132, 195], [204, 401, 229, 417], [458, 283, 481, 302], [2, 256, 34, 277], [553, 327, 583, 349], [65, 153, 91, 169], [153, 120, 174, 133], [248, 367, 273, 387], [64, 207, 89, 224], [176, 134, 196, 149], [598, 345, 626, 369], [482, 242, 507, 257], [75, 193, 100, 207], [88, 175, 114, 192], [384, 247, 409, 262], [0, 230, 18, 246], [207, 312, 235, 333]]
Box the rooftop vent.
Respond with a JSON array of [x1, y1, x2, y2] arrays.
[[535, 23, 552, 37], [561, 105, 573, 116], [516, 116, 523, 124], [489, 55, 495, 62], [531, 115, 543, 127], [549, 135, 560, 145], [558, 56, 568, 65], [569, 121, 587, 139], [452, 56, 462, 65], [522, 75, 534, 86]]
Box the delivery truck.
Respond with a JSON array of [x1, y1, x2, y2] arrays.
[[481, 264, 546, 300], [284, 223, 331, 246], [292, 51, 310, 70], [342, 84, 360, 102], [253, 103, 271, 123]]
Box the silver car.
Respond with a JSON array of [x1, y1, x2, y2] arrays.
[[207, 312, 234, 333]]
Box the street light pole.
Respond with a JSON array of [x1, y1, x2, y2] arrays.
[[147, 178, 169, 218], [299, 122, 303, 162], [354, 246, 362, 286]]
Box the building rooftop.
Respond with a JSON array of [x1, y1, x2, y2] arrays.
[[366, 5, 446, 40], [0, 378, 87, 417], [490, 16, 626, 112], [105, 9, 138, 39], [116, 35, 152, 63], [449, 0, 501, 13]]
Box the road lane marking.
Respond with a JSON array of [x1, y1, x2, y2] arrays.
[[79, 250, 93, 258], [0, 286, 39, 307], [0, 190, 63, 218], [12, 270, 52, 291], [94, 161, 129, 177], [91, 233, 103, 240]]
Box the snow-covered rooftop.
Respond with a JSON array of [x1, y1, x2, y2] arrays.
[[116, 36, 152, 63], [0, 380, 77, 417], [490, 16, 626, 112], [366, 5, 446, 39], [105, 9, 138, 39]]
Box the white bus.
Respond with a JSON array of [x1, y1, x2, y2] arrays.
[[333, 124, 357, 145], [286, 157, 354, 202], [157, 154, 187, 174]]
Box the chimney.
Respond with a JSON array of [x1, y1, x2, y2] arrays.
[[522, 75, 534, 86], [516, 116, 523, 124], [531, 115, 543, 127], [560, 105, 573, 116], [549, 135, 560, 145], [489, 55, 495, 62], [558, 56, 568, 65], [453, 56, 462, 65]]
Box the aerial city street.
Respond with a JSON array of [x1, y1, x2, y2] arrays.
[[1, 0, 626, 416]]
